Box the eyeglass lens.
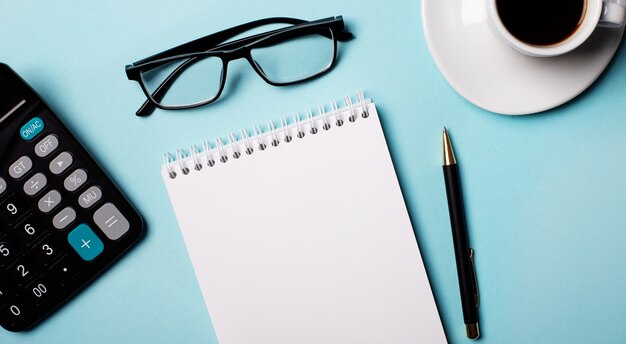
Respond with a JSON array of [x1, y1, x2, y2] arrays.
[[251, 28, 335, 84], [140, 56, 224, 108]]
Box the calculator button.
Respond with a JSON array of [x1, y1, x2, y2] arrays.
[[0, 297, 33, 332], [93, 203, 129, 240], [38, 190, 62, 214], [23, 173, 47, 197], [67, 224, 104, 261], [49, 152, 73, 175], [52, 207, 76, 230], [32, 235, 63, 266], [50, 254, 81, 285], [0, 194, 29, 225], [8, 156, 33, 179], [19, 116, 45, 141], [0, 273, 14, 306], [0, 236, 20, 267], [25, 277, 52, 305], [0, 178, 6, 196], [8, 256, 38, 286], [14, 216, 46, 246], [63, 169, 88, 192], [78, 186, 102, 209], [34, 134, 59, 158]]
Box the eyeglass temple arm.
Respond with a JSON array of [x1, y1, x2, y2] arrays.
[[131, 17, 309, 68], [128, 16, 351, 75]]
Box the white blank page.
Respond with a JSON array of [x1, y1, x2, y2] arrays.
[[162, 102, 446, 344]]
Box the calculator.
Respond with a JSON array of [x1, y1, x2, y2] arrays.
[[0, 64, 144, 332]]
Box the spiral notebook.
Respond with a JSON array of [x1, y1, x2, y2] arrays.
[[161, 93, 446, 344]]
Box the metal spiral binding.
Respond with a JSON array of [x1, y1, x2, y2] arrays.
[[163, 91, 371, 179], [281, 116, 292, 143], [176, 149, 190, 175], [190, 145, 202, 171], [254, 124, 267, 151], [307, 108, 318, 134], [228, 133, 241, 159], [345, 95, 357, 122], [216, 138, 228, 163], [331, 100, 343, 127], [241, 129, 254, 155], [357, 91, 369, 118], [295, 112, 305, 139], [319, 104, 331, 131], [203, 141, 216, 167], [163, 153, 177, 179]]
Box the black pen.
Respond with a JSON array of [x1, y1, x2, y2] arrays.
[[442, 128, 480, 340]]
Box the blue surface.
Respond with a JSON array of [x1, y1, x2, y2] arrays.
[[1, 1, 625, 343], [67, 224, 104, 262]]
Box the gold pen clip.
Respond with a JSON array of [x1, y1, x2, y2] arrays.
[[469, 248, 479, 308]]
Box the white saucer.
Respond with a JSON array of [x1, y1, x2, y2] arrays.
[[422, 0, 624, 115]]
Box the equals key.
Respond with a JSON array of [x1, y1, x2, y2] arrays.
[[94, 203, 130, 241]]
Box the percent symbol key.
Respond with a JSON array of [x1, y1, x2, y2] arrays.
[[64, 169, 88, 192]]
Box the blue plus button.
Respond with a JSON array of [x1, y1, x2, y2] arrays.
[[68, 224, 104, 261], [19, 117, 45, 141]]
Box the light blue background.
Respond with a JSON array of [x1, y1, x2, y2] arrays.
[[2, 0, 626, 343]]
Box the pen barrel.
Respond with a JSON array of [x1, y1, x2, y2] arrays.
[[443, 164, 478, 325]]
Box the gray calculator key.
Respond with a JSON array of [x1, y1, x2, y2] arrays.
[[38, 190, 62, 213], [0, 178, 6, 196], [64, 169, 88, 192], [53, 207, 76, 230], [23, 173, 47, 196], [93, 203, 130, 240], [78, 186, 102, 209], [9, 156, 33, 179], [34, 134, 59, 158], [49, 152, 73, 175]]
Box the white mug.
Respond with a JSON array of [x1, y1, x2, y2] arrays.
[[489, 0, 626, 57]]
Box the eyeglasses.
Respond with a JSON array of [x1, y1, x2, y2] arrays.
[[125, 16, 353, 117]]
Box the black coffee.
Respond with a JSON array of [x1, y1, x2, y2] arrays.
[[495, 0, 586, 46]]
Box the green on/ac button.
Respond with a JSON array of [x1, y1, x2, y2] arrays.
[[20, 117, 45, 141]]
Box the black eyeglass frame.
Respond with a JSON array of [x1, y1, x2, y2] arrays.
[[126, 16, 352, 116]]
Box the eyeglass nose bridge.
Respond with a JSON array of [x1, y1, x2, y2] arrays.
[[217, 46, 269, 84], [218, 46, 252, 63]]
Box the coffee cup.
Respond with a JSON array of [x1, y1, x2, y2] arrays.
[[489, 0, 626, 57]]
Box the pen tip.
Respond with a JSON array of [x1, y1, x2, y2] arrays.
[[442, 128, 456, 166]]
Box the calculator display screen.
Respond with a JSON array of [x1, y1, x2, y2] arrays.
[[0, 74, 24, 123]]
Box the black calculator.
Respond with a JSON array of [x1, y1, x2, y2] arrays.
[[0, 64, 144, 332]]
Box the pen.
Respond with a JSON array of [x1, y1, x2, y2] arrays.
[[442, 128, 480, 340]]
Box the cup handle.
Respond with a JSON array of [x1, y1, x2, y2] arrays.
[[600, 0, 626, 27]]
